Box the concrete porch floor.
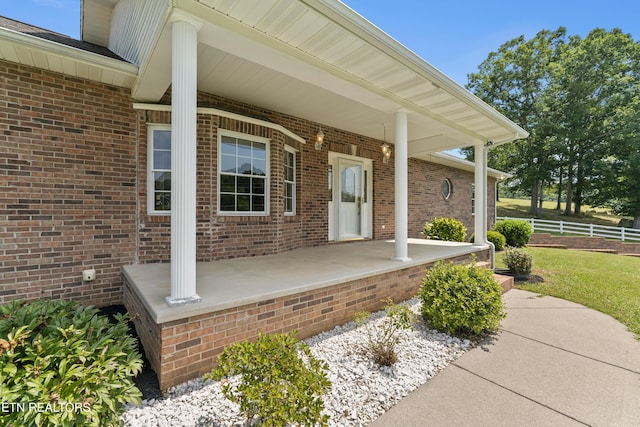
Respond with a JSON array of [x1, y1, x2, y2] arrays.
[[123, 239, 489, 324]]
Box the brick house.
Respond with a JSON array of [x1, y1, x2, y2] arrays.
[[0, 1, 526, 389]]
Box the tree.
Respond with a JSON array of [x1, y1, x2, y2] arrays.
[[551, 29, 640, 216], [466, 28, 567, 216], [466, 27, 640, 225], [586, 95, 640, 227]]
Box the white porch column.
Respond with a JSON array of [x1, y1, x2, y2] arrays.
[[393, 111, 411, 262], [473, 144, 487, 246], [167, 12, 202, 307]]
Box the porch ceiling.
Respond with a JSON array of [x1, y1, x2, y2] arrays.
[[82, 0, 528, 152]]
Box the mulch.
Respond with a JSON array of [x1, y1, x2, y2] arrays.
[[98, 305, 163, 400]]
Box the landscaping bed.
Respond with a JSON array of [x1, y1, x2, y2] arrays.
[[120, 298, 475, 427], [98, 305, 162, 401]]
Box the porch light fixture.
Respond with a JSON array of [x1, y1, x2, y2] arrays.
[[381, 142, 391, 164], [315, 128, 325, 150], [381, 124, 391, 164]]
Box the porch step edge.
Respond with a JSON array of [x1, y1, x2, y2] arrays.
[[494, 273, 514, 294]]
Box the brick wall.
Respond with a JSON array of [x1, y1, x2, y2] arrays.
[[1, 58, 493, 306], [125, 249, 489, 390], [0, 61, 137, 306], [137, 91, 487, 262], [408, 158, 496, 239]]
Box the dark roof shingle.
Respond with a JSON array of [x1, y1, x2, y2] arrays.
[[0, 16, 127, 62]]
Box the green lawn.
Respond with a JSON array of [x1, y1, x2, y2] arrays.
[[497, 197, 627, 227], [496, 247, 640, 338]]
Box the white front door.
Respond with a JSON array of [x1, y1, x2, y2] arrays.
[[328, 153, 372, 241], [339, 159, 362, 239]]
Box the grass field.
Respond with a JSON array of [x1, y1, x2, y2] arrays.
[[496, 197, 626, 227], [497, 247, 640, 338]]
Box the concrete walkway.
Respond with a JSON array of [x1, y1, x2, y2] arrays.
[[370, 289, 640, 426]]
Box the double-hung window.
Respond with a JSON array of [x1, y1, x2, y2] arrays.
[[284, 146, 296, 215], [148, 125, 172, 214], [219, 131, 269, 214]]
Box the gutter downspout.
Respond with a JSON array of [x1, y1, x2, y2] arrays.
[[482, 132, 522, 270], [483, 141, 495, 270]]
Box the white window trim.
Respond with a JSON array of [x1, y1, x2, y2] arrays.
[[284, 145, 297, 216], [147, 124, 172, 215], [217, 129, 271, 216], [442, 178, 452, 200]]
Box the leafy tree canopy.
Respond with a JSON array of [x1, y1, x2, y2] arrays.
[[464, 27, 640, 226]]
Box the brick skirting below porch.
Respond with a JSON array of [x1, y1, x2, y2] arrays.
[[123, 250, 488, 391]]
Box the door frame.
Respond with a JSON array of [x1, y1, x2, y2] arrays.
[[328, 151, 373, 241]]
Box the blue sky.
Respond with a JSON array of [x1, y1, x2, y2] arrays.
[[2, 0, 639, 85]]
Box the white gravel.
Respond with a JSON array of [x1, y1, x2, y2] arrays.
[[121, 299, 472, 427]]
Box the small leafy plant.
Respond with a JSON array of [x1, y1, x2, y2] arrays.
[[207, 331, 331, 427], [419, 260, 505, 337], [0, 299, 143, 427], [469, 230, 507, 250], [503, 247, 533, 275], [423, 217, 467, 242], [494, 219, 533, 247], [354, 298, 416, 366]]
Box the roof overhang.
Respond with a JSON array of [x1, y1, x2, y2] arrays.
[[76, 0, 529, 153], [0, 24, 137, 88]]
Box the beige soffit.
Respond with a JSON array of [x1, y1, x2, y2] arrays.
[[186, 0, 528, 145], [81, 0, 528, 151], [303, 0, 528, 141]]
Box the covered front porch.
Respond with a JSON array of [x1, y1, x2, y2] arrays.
[[122, 239, 493, 391]]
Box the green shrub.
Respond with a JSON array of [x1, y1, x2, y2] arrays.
[[494, 219, 533, 247], [419, 261, 505, 336], [503, 247, 533, 275], [469, 230, 507, 250], [0, 299, 142, 427], [423, 217, 467, 242], [207, 331, 331, 427], [354, 298, 415, 366]]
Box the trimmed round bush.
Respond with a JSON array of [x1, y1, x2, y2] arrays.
[[469, 230, 507, 250], [487, 230, 507, 250], [423, 217, 467, 242], [419, 261, 505, 336], [503, 247, 533, 275], [0, 299, 142, 427], [494, 219, 533, 247]]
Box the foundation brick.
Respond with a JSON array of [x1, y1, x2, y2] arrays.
[[123, 249, 489, 391]]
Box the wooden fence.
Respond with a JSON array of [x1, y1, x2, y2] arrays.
[[497, 217, 640, 242]]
